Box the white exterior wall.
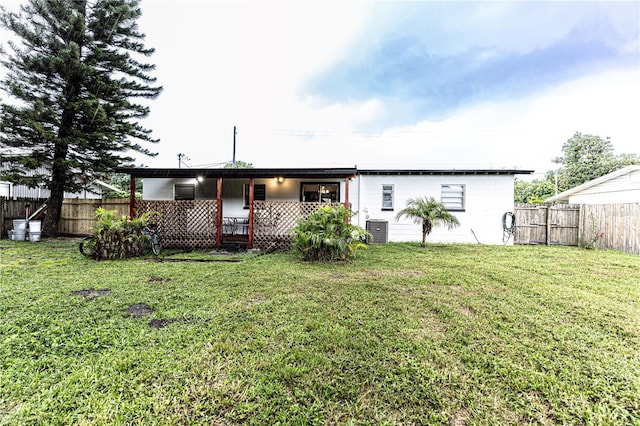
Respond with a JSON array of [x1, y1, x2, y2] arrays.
[[142, 177, 216, 200], [0, 181, 101, 199], [567, 170, 640, 204], [142, 177, 346, 218], [351, 174, 515, 245]]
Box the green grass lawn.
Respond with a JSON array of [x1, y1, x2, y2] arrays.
[[1, 239, 638, 425]]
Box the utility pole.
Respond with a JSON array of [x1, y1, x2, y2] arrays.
[[178, 153, 189, 168], [232, 126, 237, 168]]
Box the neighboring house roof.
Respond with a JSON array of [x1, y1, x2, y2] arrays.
[[94, 179, 125, 193], [545, 165, 640, 203], [0, 147, 31, 156]]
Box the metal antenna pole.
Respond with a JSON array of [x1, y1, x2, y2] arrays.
[[232, 126, 237, 168]]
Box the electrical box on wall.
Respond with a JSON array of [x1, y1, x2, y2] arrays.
[[366, 220, 388, 244]]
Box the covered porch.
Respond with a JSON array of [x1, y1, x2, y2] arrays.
[[116, 167, 357, 251]]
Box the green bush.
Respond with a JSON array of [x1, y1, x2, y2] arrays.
[[291, 205, 370, 261], [85, 208, 158, 260]]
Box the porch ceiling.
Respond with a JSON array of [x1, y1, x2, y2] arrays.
[[115, 167, 358, 179]]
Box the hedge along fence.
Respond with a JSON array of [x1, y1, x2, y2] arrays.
[[0, 198, 129, 238]]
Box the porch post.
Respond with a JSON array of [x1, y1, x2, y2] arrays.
[[216, 177, 223, 248], [248, 178, 254, 249], [129, 175, 136, 218]]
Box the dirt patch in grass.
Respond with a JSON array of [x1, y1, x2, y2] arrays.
[[152, 257, 243, 263], [148, 318, 177, 329], [70, 289, 112, 299], [148, 318, 200, 329], [149, 275, 171, 284], [451, 408, 471, 426], [127, 303, 154, 317]]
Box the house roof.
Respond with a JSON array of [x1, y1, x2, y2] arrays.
[[115, 167, 358, 179], [358, 169, 534, 176], [116, 167, 533, 179], [94, 179, 125, 193], [545, 165, 640, 203]]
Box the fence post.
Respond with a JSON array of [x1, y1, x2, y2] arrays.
[[545, 205, 551, 245], [0, 197, 4, 238], [578, 204, 584, 248]]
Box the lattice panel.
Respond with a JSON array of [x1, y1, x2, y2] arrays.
[[136, 200, 218, 249], [252, 201, 341, 251]]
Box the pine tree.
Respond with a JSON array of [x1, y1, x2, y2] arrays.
[[0, 0, 161, 236]]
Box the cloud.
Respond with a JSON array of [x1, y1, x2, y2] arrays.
[[304, 2, 640, 128]]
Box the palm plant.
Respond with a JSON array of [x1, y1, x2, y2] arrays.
[[291, 205, 370, 261], [395, 197, 461, 247]]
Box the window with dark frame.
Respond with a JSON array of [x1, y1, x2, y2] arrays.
[[300, 183, 339, 203], [440, 184, 465, 211], [174, 184, 195, 200], [382, 184, 394, 210], [243, 183, 266, 208]]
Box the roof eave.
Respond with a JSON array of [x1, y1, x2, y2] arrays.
[[115, 167, 358, 179], [357, 169, 534, 176]]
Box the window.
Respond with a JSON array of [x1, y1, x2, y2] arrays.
[[300, 183, 339, 203], [382, 184, 394, 210], [441, 184, 465, 211], [174, 184, 195, 200], [243, 184, 266, 208]]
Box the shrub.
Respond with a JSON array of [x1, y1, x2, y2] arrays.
[[291, 205, 370, 262], [85, 208, 158, 260]]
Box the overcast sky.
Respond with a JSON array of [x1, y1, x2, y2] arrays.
[[2, 1, 640, 177]]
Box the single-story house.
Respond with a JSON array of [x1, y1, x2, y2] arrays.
[[1, 147, 119, 199], [116, 166, 533, 250], [545, 165, 640, 204]]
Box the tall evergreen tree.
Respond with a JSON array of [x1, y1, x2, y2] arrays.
[[0, 0, 161, 236]]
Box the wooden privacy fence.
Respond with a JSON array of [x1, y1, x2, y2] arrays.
[[60, 198, 129, 235], [514, 203, 640, 255], [0, 198, 128, 238], [0, 197, 47, 237], [580, 203, 640, 255], [514, 204, 581, 246]]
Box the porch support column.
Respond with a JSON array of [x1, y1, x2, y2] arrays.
[[129, 175, 136, 218], [216, 177, 223, 248], [248, 178, 254, 249]]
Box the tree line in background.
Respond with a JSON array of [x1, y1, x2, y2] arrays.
[[515, 132, 640, 204]]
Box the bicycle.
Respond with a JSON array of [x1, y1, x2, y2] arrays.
[[78, 235, 97, 257], [79, 224, 162, 257], [143, 223, 162, 256]]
